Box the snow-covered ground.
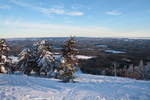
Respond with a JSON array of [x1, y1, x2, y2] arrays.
[[0, 74, 150, 100]]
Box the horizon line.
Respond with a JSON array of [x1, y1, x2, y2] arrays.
[[1, 36, 150, 40]]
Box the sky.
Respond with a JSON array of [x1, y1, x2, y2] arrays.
[[0, 0, 150, 38]]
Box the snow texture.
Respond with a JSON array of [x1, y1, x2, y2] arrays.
[[0, 74, 150, 100]]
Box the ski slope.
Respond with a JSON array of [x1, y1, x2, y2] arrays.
[[0, 73, 150, 100]]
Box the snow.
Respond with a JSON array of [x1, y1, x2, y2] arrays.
[[54, 54, 94, 60], [76, 55, 94, 60], [1, 55, 8, 62], [0, 66, 7, 73], [54, 52, 60, 55], [105, 50, 126, 54], [9, 56, 19, 63], [0, 74, 150, 100]]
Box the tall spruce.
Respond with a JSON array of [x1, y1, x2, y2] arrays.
[[0, 39, 12, 73], [37, 40, 56, 77], [17, 48, 34, 75], [58, 37, 78, 82]]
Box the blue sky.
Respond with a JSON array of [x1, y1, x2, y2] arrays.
[[0, 0, 150, 38]]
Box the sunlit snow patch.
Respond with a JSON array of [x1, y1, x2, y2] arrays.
[[76, 55, 94, 60], [105, 50, 126, 54]]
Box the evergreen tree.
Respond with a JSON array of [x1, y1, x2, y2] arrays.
[[37, 40, 56, 77], [0, 39, 12, 73], [144, 62, 150, 79], [17, 40, 55, 76], [58, 37, 78, 82], [17, 48, 34, 75], [17, 42, 41, 75]]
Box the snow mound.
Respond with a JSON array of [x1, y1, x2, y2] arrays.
[[0, 74, 150, 100]]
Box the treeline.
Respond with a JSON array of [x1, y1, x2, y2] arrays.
[[80, 54, 150, 80]]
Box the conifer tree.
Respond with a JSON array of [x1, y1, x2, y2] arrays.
[[17, 40, 55, 76], [58, 37, 78, 82], [17, 42, 40, 75], [0, 39, 12, 73], [37, 40, 56, 77], [17, 48, 34, 75]]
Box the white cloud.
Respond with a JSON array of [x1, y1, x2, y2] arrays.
[[10, 0, 30, 7], [106, 10, 122, 15], [9, 0, 84, 16], [0, 5, 11, 9], [39, 8, 65, 15], [67, 11, 84, 16], [71, 4, 82, 10], [39, 8, 84, 16]]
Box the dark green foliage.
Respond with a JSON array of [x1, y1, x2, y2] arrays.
[[58, 37, 78, 82]]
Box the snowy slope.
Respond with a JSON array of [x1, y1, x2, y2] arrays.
[[0, 74, 150, 100]]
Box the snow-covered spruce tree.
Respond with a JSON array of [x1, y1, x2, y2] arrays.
[[30, 41, 41, 74], [0, 39, 12, 73], [17, 48, 36, 75], [58, 37, 78, 82], [17, 41, 42, 75], [17, 40, 56, 76], [37, 40, 56, 77]]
